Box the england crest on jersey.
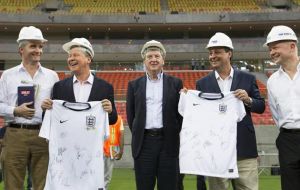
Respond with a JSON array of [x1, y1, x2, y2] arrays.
[[219, 103, 227, 113], [86, 115, 96, 130]]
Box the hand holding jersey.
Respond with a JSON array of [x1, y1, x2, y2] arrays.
[[178, 90, 245, 178], [40, 100, 109, 190]]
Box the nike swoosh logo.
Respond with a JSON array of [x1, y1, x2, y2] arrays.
[[60, 120, 68, 123], [193, 103, 200, 106]]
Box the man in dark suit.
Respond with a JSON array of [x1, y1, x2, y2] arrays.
[[42, 37, 117, 124], [196, 33, 265, 190], [126, 40, 183, 190]]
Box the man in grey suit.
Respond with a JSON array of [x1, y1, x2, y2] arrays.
[[126, 40, 183, 190]]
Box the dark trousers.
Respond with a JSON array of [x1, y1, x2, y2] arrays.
[[178, 174, 207, 190], [276, 129, 300, 190], [134, 134, 178, 190]]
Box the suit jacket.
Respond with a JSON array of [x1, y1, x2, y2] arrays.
[[51, 75, 117, 125], [196, 69, 265, 158], [126, 73, 183, 159]]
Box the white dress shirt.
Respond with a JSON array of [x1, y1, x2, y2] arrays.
[[73, 73, 94, 102], [145, 72, 163, 129], [0, 63, 59, 124], [267, 63, 300, 129], [215, 68, 234, 92]]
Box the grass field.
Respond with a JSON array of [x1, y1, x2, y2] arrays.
[[109, 168, 281, 190], [0, 168, 281, 190]]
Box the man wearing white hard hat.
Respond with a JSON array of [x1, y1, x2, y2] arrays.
[[126, 40, 183, 190], [41, 37, 117, 122], [195, 32, 265, 190], [266, 25, 300, 190], [40, 37, 117, 189], [0, 26, 59, 189]]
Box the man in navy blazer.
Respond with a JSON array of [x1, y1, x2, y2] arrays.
[[196, 33, 265, 190], [42, 38, 117, 124], [126, 40, 183, 190]]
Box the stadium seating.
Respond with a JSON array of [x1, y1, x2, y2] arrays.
[[64, 0, 161, 14], [0, 0, 42, 14], [0, 117, 4, 128], [56, 70, 267, 100], [95, 71, 271, 126], [167, 0, 263, 13], [252, 103, 275, 125], [256, 79, 267, 97], [0, 0, 161, 14], [116, 101, 275, 126], [2, 70, 270, 126], [292, 0, 300, 6], [95, 71, 210, 99]]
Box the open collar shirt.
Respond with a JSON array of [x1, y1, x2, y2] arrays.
[[0, 63, 59, 124], [73, 72, 94, 102], [215, 67, 234, 93], [145, 72, 163, 129], [267, 63, 300, 129]]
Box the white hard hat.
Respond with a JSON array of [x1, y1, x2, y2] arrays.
[[141, 40, 166, 58], [206, 32, 234, 50], [62, 38, 94, 58], [17, 26, 47, 43], [264, 25, 298, 46]]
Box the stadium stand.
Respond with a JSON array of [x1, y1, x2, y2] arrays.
[[256, 79, 267, 97], [56, 70, 267, 100], [64, 0, 161, 14], [94, 70, 210, 99], [116, 101, 274, 126], [0, 0, 42, 14], [252, 104, 275, 125], [292, 0, 300, 6], [167, 0, 263, 13], [53, 70, 271, 126], [97, 70, 270, 126], [0, 117, 4, 128]]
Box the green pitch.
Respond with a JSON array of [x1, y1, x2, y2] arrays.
[[109, 168, 281, 190], [0, 168, 281, 190]]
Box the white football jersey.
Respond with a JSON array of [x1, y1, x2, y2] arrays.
[[40, 100, 109, 190], [178, 90, 246, 178]]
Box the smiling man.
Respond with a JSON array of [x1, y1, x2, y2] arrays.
[[41, 38, 117, 124], [0, 26, 59, 190], [126, 40, 183, 190], [40, 38, 117, 189], [266, 25, 300, 190], [196, 32, 265, 190]]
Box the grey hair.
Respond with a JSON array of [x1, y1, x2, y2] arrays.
[[18, 40, 30, 48], [69, 46, 93, 60], [142, 47, 166, 60]]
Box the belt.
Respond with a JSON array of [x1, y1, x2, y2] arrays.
[[144, 128, 164, 137], [280, 128, 300, 133], [9, 123, 41, 130]]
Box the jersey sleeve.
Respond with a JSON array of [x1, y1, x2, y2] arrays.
[[39, 109, 52, 140], [178, 92, 187, 117], [104, 112, 110, 140], [236, 99, 246, 122]]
